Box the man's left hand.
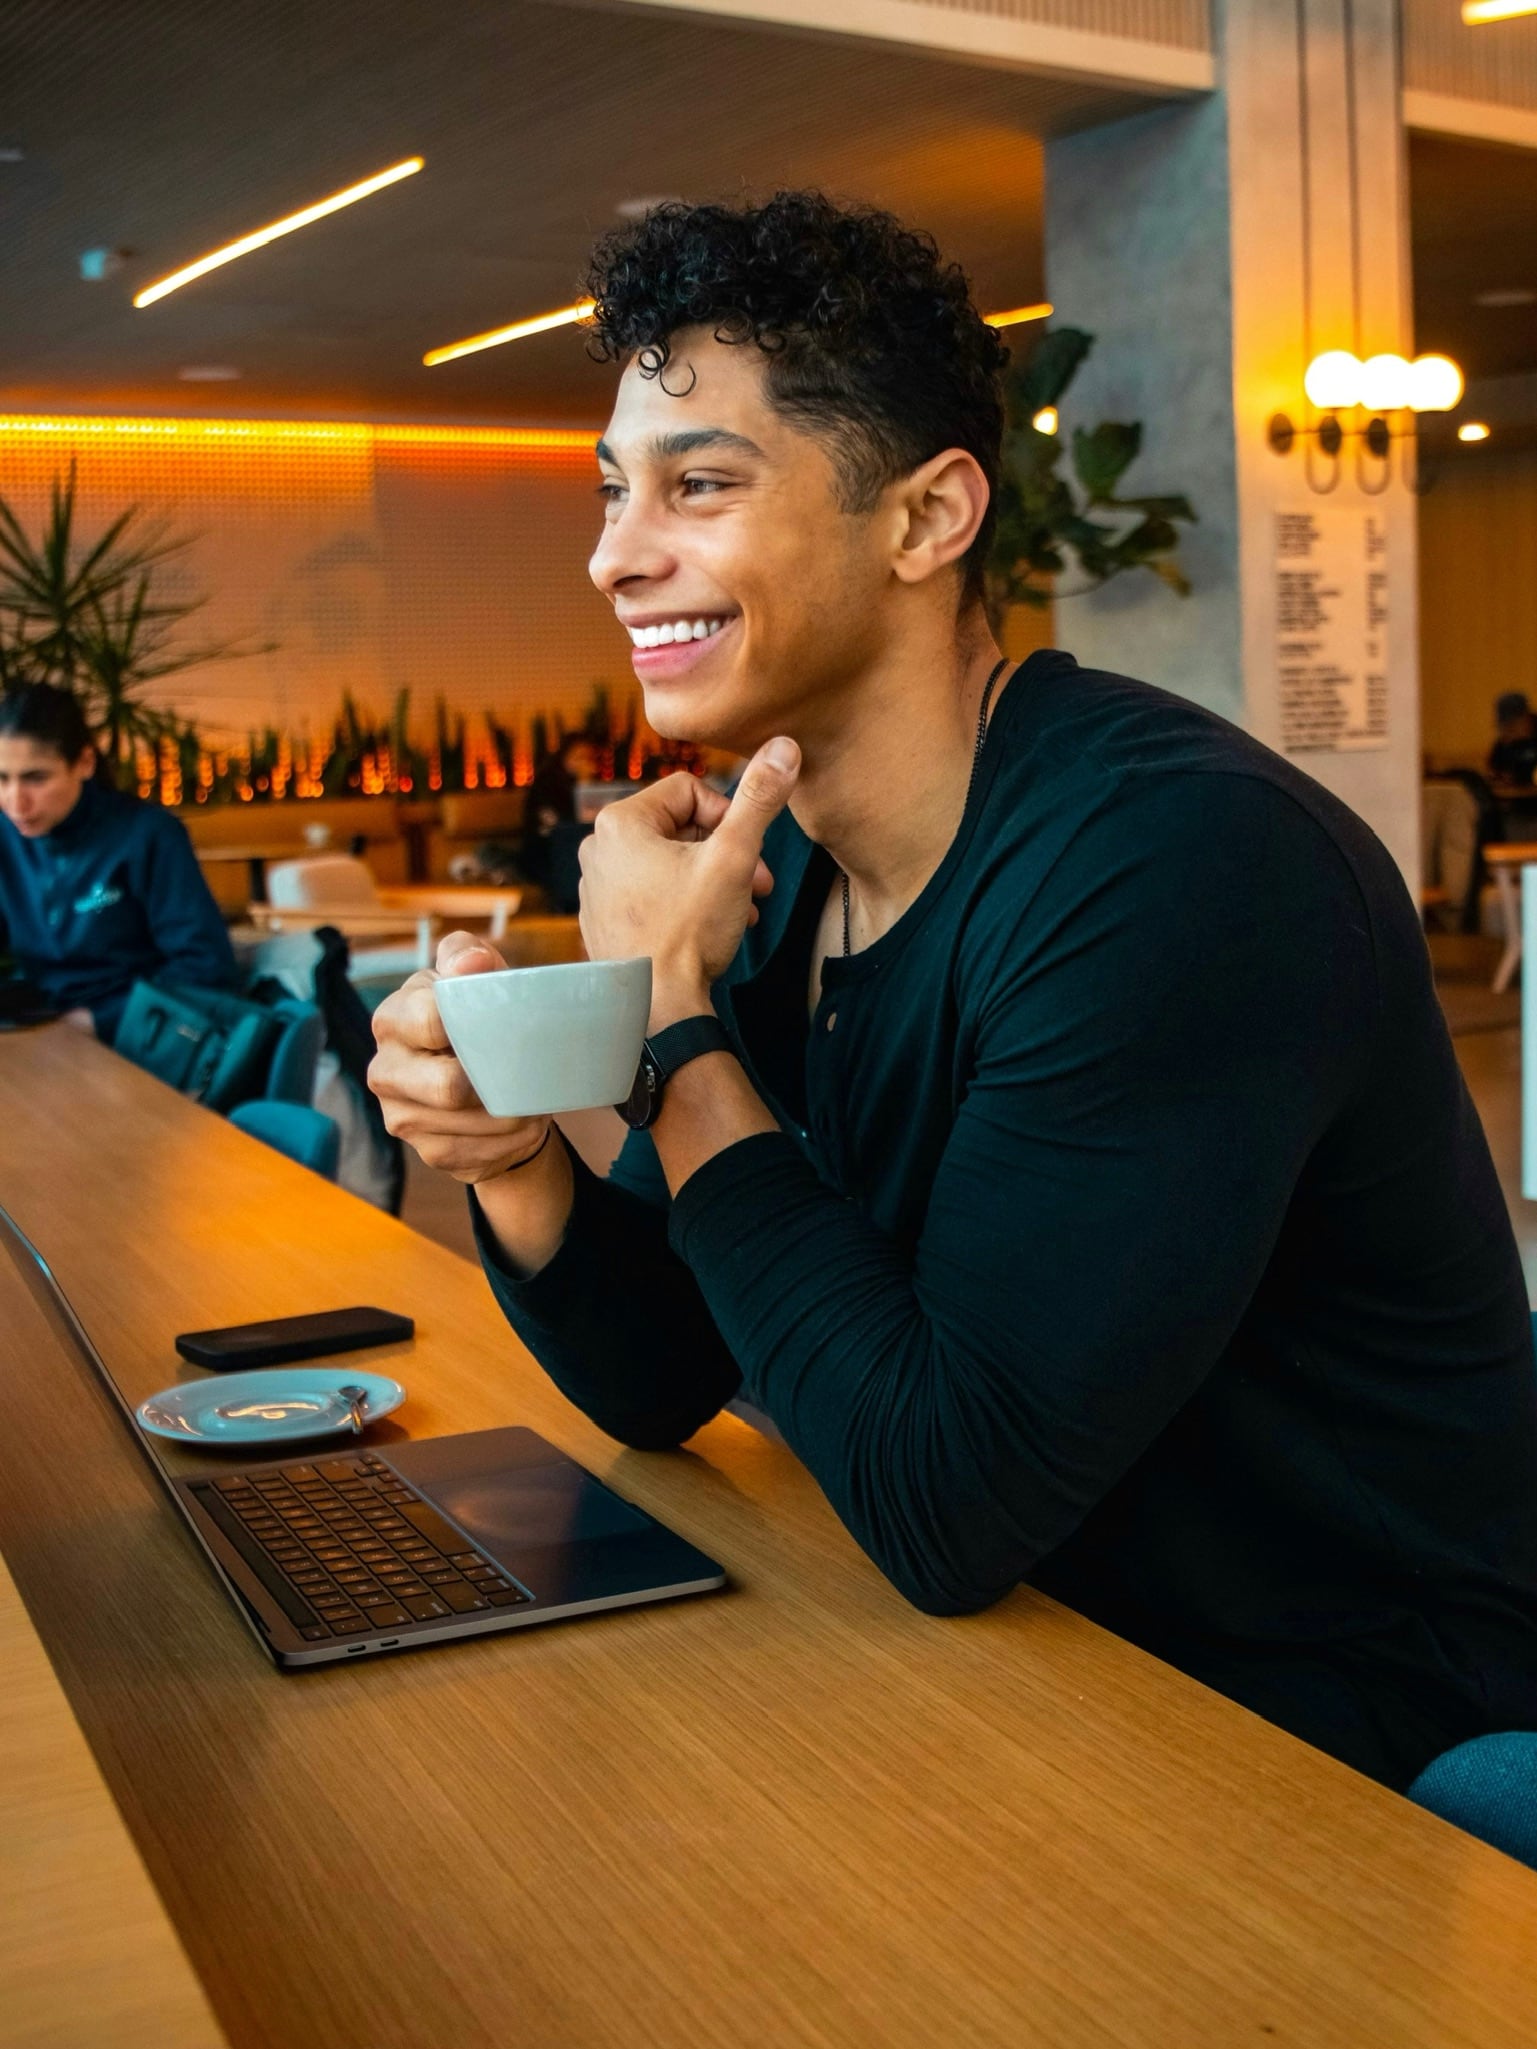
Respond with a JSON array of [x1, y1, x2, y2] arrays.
[[578, 737, 801, 1027]]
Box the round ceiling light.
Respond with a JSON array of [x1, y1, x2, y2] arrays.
[[1458, 421, 1492, 443]]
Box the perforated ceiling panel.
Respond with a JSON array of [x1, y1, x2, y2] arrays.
[[894, 0, 1209, 50], [0, 0, 1165, 424], [1404, 0, 1537, 116]]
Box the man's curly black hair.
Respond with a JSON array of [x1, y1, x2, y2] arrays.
[[584, 191, 1009, 602]]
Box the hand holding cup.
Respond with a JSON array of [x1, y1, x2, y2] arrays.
[[368, 933, 553, 1185]]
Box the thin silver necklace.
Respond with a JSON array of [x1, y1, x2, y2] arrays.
[[840, 657, 1008, 958]]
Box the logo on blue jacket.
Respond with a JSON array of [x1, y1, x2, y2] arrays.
[[73, 881, 124, 917]]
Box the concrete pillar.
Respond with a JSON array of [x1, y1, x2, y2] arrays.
[[1044, 0, 1421, 885]]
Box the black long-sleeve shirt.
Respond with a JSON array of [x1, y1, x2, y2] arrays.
[[478, 650, 1537, 1788], [0, 779, 237, 1040]]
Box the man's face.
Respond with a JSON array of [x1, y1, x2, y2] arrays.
[[0, 737, 94, 836], [589, 330, 894, 755]]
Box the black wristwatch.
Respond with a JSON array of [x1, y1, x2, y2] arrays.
[[616, 1015, 734, 1130]]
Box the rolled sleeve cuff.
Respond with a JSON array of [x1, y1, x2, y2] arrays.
[[470, 1139, 606, 1327]]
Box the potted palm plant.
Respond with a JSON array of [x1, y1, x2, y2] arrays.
[[0, 462, 261, 787]]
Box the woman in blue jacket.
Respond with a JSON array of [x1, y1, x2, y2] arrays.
[[0, 685, 236, 1041]]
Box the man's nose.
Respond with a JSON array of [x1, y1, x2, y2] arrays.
[[589, 498, 674, 599]]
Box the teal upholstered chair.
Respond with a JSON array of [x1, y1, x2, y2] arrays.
[[264, 998, 325, 1105], [1402, 1310, 1537, 1871], [230, 1100, 341, 1181], [1406, 1734, 1537, 1868]]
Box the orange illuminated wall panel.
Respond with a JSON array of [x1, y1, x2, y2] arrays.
[[0, 416, 622, 751]]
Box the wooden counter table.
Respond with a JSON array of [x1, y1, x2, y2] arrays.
[[1, 1025, 1535, 2049], [0, 1549, 230, 2049]]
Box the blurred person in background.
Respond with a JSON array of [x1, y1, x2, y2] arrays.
[[1489, 691, 1537, 785], [0, 683, 235, 1039], [516, 733, 598, 892]]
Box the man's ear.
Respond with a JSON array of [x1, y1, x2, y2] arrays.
[[888, 448, 990, 588]]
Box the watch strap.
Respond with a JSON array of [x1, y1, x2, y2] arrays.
[[644, 1013, 733, 1082]]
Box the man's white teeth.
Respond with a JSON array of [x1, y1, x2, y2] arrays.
[[628, 618, 727, 648]]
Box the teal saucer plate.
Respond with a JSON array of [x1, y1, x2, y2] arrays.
[[137, 1367, 406, 1447]]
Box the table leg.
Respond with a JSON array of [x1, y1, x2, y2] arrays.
[[1525, 866, 1537, 1202], [1494, 867, 1523, 993], [403, 819, 430, 884]]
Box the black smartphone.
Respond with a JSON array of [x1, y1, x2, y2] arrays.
[[174, 1306, 415, 1371]]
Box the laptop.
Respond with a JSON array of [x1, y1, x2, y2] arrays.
[[3, 1205, 726, 1668]]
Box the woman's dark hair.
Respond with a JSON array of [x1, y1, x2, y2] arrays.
[[584, 191, 1009, 601], [0, 684, 95, 763]]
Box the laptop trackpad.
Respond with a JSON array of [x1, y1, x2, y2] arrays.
[[426, 1463, 649, 1556], [387, 1426, 650, 1557]]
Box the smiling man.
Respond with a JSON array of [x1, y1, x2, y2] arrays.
[[370, 193, 1537, 1791]]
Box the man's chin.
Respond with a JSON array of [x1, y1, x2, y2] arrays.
[[641, 692, 747, 756]]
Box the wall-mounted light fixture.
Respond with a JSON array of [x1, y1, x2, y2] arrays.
[[1269, 349, 1464, 485], [1031, 406, 1059, 435], [1272, 1, 1464, 492]]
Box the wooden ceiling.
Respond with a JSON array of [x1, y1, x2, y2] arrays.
[[0, 0, 1168, 425], [6, 3, 1536, 431]]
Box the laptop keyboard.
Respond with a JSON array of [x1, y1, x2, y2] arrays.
[[192, 1452, 532, 1643]]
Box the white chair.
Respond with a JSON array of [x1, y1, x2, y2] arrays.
[[253, 855, 521, 977], [575, 780, 640, 823], [1481, 843, 1537, 994]]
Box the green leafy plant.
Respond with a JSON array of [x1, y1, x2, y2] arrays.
[[987, 328, 1198, 619], [0, 463, 264, 785]]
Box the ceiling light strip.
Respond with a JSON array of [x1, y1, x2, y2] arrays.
[[0, 415, 597, 453], [422, 296, 1049, 365], [133, 157, 425, 309], [983, 302, 1054, 329], [423, 300, 597, 367], [1462, 0, 1537, 21]]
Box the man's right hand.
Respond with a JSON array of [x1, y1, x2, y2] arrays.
[[369, 932, 552, 1186]]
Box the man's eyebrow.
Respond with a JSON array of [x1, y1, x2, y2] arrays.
[[594, 428, 765, 467]]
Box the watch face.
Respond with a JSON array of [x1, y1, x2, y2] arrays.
[[618, 1051, 660, 1129]]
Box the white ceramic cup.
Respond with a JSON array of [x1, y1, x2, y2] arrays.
[[434, 958, 652, 1117]]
